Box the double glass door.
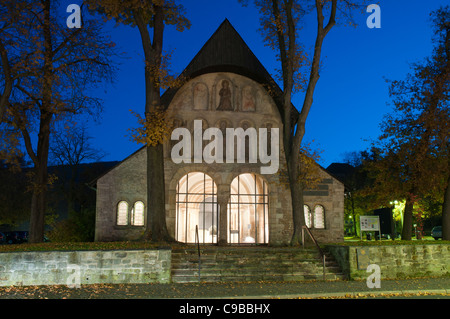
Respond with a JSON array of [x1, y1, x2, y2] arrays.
[[176, 172, 269, 245]]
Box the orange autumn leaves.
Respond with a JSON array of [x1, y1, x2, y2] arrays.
[[128, 108, 172, 147]]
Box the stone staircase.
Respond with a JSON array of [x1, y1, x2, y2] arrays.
[[171, 246, 346, 283]]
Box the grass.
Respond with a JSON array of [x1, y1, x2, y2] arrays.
[[331, 237, 450, 246], [0, 241, 166, 253], [0, 238, 449, 253]]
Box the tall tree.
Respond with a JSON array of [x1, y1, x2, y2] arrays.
[[241, 0, 366, 245], [369, 6, 449, 240], [87, 0, 190, 242], [0, 0, 116, 242]]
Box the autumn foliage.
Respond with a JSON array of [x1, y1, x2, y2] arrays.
[[364, 6, 449, 240]]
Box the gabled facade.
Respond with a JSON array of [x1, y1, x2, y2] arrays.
[[94, 20, 344, 245]]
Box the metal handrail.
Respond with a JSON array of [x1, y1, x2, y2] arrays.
[[195, 225, 201, 282], [301, 225, 326, 280]]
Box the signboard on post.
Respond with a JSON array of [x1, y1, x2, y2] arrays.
[[360, 216, 381, 240]]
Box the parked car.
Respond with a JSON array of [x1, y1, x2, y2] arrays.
[[4, 232, 18, 244], [15, 231, 28, 243], [431, 226, 442, 240], [3, 231, 28, 244]]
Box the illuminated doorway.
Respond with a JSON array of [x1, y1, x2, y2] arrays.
[[175, 172, 219, 244], [228, 174, 269, 244]]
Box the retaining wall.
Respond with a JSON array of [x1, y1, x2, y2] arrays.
[[0, 249, 171, 287], [327, 244, 450, 280], [1, 244, 448, 287]]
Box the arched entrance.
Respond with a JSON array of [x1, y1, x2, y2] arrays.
[[228, 173, 269, 244], [175, 172, 219, 244]]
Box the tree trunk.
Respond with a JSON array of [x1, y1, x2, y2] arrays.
[[29, 0, 52, 243], [134, 6, 172, 242], [401, 198, 414, 240], [442, 174, 450, 240], [277, 0, 336, 245], [28, 165, 48, 243], [0, 39, 13, 123], [147, 143, 172, 242], [290, 175, 305, 245]]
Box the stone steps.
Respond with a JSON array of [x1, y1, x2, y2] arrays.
[[170, 247, 346, 283]]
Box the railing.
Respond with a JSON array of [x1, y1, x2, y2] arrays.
[[301, 225, 326, 280], [195, 225, 201, 282]]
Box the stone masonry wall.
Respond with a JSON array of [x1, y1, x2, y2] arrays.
[[327, 244, 450, 280], [95, 148, 147, 242], [0, 249, 171, 287], [304, 168, 345, 244], [95, 72, 345, 245]]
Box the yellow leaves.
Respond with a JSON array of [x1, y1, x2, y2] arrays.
[[145, 50, 188, 91], [275, 142, 323, 190], [87, 0, 190, 32], [297, 143, 323, 189], [25, 171, 58, 194], [128, 108, 172, 147], [0, 129, 23, 172]]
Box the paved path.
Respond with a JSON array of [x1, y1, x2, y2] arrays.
[[0, 277, 449, 299]]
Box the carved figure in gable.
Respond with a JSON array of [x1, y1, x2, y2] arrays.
[[216, 79, 233, 111], [241, 85, 256, 112], [193, 82, 209, 110]]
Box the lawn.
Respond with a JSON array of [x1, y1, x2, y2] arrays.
[[339, 236, 450, 246], [0, 241, 167, 253], [0, 238, 448, 252]]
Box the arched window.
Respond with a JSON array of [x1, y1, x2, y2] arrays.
[[314, 205, 325, 229], [132, 201, 145, 226], [117, 201, 129, 226], [176, 172, 218, 244], [228, 173, 269, 244], [304, 205, 312, 228]]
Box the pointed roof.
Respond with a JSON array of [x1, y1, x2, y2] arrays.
[[182, 18, 273, 83], [162, 19, 291, 117]]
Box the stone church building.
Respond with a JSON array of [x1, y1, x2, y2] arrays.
[[94, 20, 344, 245]]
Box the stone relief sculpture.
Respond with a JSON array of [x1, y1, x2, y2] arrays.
[[216, 80, 233, 111], [241, 86, 256, 112], [193, 83, 209, 110]]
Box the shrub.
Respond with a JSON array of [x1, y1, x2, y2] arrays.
[[47, 208, 95, 242]]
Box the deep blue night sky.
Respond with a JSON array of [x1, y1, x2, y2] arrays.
[[64, 0, 449, 168]]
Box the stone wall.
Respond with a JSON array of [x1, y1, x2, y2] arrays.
[[304, 169, 345, 244], [95, 148, 147, 242], [94, 72, 345, 245], [327, 244, 450, 280], [0, 249, 171, 287]]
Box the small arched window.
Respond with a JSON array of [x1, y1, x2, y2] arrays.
[[117, 201, 129, 226], [132, 201, 145, 226], [314, 205, 325, 229], [304, 205, 312, 228]]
